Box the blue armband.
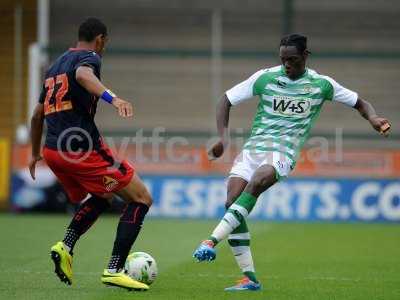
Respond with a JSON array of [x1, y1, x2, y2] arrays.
[[101, 89, 116, 104]]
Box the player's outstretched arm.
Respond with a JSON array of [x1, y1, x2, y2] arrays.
[[75, 66, 133, 118], [207, 94, 232, 160], [354, 98, 391, 136], [29, 104, 45, 179]]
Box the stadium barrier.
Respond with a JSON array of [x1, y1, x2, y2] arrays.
[[10, 144, 400, 221], [144, 175, 400, 222]]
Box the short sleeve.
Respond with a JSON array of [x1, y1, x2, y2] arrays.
[[38, 84, 46, 104], [323, 76, 358, 107], [225, 69, 266, 105], [75, 51, 101, 77]]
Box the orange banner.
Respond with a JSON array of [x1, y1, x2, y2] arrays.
[[12, 144, 400, 178]]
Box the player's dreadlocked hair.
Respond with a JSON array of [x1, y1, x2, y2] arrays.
[[78, 17, 108, 42], [280, 34, 311, 54]]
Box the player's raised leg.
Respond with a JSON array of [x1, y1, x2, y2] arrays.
[[214, 165, 277, 242], [100, 173, 152, 291]]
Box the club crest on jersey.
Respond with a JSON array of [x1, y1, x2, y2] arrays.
[[303, 85, 312, 93], [103, 176, 118, 191], [272, 96, 311, 116]]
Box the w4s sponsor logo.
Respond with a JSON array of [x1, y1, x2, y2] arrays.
[[273, 97, 311, 116]]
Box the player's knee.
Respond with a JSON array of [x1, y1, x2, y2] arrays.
[[128, 190, 153, 207], [246, 165, 277, 195], [249, 175, 265, 189], [246, 174, 270, 195], [141, 193, 153, 207]]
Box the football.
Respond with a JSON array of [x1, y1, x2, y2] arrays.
[[124, 252, 158, 285]]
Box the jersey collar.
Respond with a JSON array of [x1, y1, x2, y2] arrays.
[[280, 65, 308, 81], [69, 47, 93, 52]]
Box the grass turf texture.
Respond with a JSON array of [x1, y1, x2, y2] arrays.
[[0, 213, 399, 300]]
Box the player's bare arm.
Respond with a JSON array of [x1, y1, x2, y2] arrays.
[[75, 66, 133, 118], [29, 103, 45, 179], [208, 94, 231, 160], [354, 98, 391, 136]]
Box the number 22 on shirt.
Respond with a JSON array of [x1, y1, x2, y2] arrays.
[[44, 73, 72, 115]]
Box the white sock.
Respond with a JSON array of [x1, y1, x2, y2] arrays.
[[107, 268, 122, 274], [62, 242, 71, 253], [211, 212, 241, 242], [230, 245, 255, 273]]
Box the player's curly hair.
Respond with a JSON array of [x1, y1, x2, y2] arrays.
[[280, 34, 311, 54], [78, 17, 107, 42]]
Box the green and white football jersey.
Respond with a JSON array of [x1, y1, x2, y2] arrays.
[[226, 65, 358, 166]]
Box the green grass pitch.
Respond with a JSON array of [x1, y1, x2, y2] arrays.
[[0, 213, 399, 300]]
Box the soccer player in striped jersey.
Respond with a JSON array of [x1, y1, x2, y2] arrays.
[[193, 34, 391, 291]]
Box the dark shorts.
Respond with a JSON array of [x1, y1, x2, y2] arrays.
[[43, 143, 134, 203]]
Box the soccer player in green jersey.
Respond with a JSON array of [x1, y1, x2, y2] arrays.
[[193, 34, 391, 291]]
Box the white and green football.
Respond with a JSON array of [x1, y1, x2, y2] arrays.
[[124, 252, 158, 285]]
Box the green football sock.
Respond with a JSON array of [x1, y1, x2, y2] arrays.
[[211, 192, 258, 242]]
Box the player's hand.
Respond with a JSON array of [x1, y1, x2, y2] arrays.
[[207, 139, 226, 161], [112, 97, 133, 118], [369, 116, 391, 137], [29, 156, 42, 180]]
